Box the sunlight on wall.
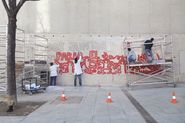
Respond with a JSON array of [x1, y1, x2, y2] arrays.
[[36, 0, 50, 33]]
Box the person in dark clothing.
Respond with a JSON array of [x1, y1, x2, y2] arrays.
[[144, 38, 154, 50], [144, 38, 154, 63]]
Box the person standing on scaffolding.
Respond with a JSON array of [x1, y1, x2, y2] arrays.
[[144, 38, 154, 63], [127, 48, 136, 63]]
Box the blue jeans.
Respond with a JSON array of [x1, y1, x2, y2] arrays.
[[74, 74, 82, 86], [128, 55, 136, 63], [145, 49, 153, 63], [50, 76, 57, 86]]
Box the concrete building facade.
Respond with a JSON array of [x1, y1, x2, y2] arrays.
[[0, 0, 185, 85]]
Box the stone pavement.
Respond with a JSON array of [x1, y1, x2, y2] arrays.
[[128, 85, 185, 123], [0, 85, 185, 123]]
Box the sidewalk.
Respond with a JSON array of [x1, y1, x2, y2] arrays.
[[0, 85, 185, 123], [128, 85, 185, 123]]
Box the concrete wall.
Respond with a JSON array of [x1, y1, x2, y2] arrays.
[[0, 0, 185, 85], [45, 34, 126, 86], [0, 0, 185, 34]]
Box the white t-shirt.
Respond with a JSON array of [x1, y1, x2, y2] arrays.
[[74, 56, 83, 75], [50, 64, 59, 77]]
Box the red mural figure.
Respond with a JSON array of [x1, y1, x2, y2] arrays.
[[129, 53, 162, 74], [55, 50, 162, 75], [85, 50, 99, 74], [55, 50, 126, 74], [55, 52, 78, 73]]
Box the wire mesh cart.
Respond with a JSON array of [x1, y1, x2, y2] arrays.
[[22, 77, 46, 94]]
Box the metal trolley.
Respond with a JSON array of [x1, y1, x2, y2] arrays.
[[22, 77, 46, 94]]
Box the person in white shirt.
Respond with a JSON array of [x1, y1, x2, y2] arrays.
[[73, 53, 83, 86], [127, 48, 136, 63], [49, 62, 59, 86]]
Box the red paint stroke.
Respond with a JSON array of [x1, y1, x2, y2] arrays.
[[55, 50, 162, 75], [55, 50, 125, 74]]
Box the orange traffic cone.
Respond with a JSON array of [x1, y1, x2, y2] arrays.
[[106, 92, 113, 103], [171, 92, 177, 104], [60, 91, 67, 101]]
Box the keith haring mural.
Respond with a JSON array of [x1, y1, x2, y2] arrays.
[[129, 53, 162, 74], [55, 50, 126, 74], [54, 50, 162, 75]]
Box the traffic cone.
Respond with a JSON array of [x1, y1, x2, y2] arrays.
[[60, 91, 67, 101], [171, 92, 177, 104], [106, 92, 113, 103]]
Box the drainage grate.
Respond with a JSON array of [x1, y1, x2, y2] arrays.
[[50, 96, 83, 105]]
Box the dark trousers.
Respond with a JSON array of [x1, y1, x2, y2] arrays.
[[50, 76, 57, 86], [74, 74, 82, 86]]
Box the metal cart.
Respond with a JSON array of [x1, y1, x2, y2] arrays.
[[22, 77, 46, 94]]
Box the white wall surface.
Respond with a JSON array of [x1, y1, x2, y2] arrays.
[[0, 0, 185, 34], [0, 0, 185, 85], [45, 34, 126, 85]]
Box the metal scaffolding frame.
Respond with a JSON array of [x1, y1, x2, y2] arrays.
[[0, 25, 25, 92], [24, 34, 49, 87], [123, 35, 175, 87]]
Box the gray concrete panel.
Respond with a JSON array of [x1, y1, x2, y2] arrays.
[[89, 0, 110, 34], [171, 0, 185, 33], [150, 0, 171, 33], [109, 0, 130, 34], [129, 0, 150, 33], [1, 0, 185, 34]]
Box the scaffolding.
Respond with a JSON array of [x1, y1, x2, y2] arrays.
[[123, 35, 175, 87], [0, 25, 25, 92], [0, 25, 49, 92], [24, 34, 49, 87]]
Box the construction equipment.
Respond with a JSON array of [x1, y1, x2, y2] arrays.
[[123, 35, 175, 87]]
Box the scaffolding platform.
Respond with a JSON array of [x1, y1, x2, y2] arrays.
[[124, 35, 175, 87]]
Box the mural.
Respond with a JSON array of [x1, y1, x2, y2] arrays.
[[55, 50, 126, 74], [130, 53, 162, 74], [54, 50, 162, 75]]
